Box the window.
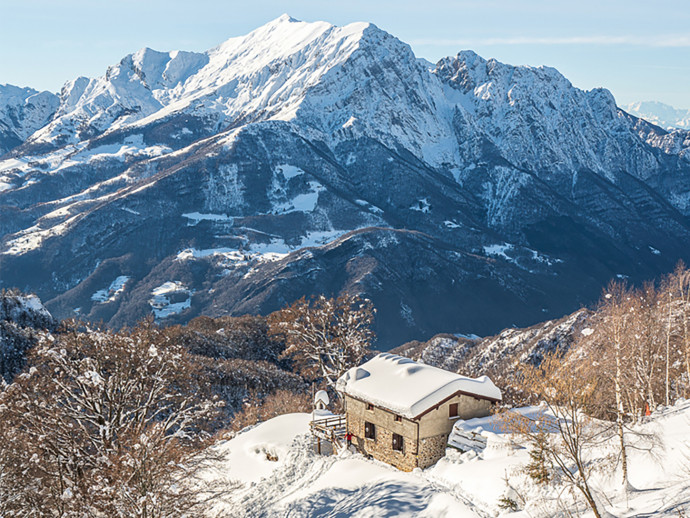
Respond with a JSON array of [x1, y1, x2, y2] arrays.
[[364, 421, 376, 440], [449, 403, 459, 418], [392, 433, 403, 452], [394, 415, 402, 422], [367, 403, 374, 411]]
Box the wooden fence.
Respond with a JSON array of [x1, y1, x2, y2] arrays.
[[310, 414, 347, 454]]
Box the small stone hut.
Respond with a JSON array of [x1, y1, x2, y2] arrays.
[[336, 353, 502, 471]]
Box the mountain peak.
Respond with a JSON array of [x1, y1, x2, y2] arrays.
[[455, 49, 485, 65], [0, 83, 59, 150], [273, 13, 299, 24], [3, 16, 690, 350], [0, 83, 40, 102]]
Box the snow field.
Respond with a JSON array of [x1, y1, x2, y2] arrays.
[[175, 230, 352, 267], [182, 212, 234, 225], [148, 281, 192, 319], [203, 400, 690, 517], [91, 275, 130, 303], [206, 413, 481, 517], [272, 180, 324, 214], [213, 414, 313, 485]]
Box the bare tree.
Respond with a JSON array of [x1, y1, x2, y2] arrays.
[[0, 320, 228, 517], [594, 280, 634, 487], [269, 294, 375, 389], [502, 353, 610, 518], [662, 261, 690, 399], [629, 284, 667, 414]]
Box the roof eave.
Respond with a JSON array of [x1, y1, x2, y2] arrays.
[[411, 389, 502, 421], [342, 388, 501, 422]]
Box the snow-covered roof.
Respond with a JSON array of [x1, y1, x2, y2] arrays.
[[314, 390, 330, 405], [336, 353, 502, 419]]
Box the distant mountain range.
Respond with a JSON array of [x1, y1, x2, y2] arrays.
[[1, 15, 690, 348], [623, 101, 690, 131]]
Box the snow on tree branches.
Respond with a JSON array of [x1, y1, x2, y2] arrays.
[[269, 294, 375, 390], [0, 319, 229, 517]]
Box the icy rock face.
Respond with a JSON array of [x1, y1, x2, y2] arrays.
[[434, 52, 662, 184], [297, 24, 459, 168], [2, 15, 690, 348], [0, 85, 59, 155]]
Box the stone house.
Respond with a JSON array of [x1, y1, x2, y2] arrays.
[[336, 353, 502, 471]]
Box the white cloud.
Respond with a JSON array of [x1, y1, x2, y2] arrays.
[[412, 35, 690, 48]]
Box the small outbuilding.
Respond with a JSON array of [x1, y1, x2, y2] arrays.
[[336, 353, 502, 471], [314, 390, 330, 411]]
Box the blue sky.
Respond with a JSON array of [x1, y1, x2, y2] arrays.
[[1, 0, 688, 108]]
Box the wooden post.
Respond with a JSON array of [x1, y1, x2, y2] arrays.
[[317, 437, 321, 455]]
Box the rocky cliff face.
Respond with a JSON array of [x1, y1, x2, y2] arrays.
[[1, 16, 690, 348]]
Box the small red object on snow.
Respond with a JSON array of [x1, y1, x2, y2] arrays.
[[645, 404, 651, 416]]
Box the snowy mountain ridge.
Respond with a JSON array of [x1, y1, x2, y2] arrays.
[[10, 16, 687, 178], [2, 16, 690, 347], [28, 16, 373, 146], [0, 84, 59, 157], [624, 100, 690, 131]]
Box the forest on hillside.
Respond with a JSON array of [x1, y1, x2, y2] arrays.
[[2, 264, 690, 515]]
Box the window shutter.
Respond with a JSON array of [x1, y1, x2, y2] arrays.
[[365, 421, 376, 440], [392, 433, 403, 451]]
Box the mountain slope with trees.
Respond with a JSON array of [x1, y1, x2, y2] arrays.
[[1, 16, 690, 348]]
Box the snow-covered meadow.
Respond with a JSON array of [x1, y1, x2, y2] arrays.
[[204, 402, 690, 517]]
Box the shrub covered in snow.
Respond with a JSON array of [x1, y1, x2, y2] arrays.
[[0, 320, 226, 516]]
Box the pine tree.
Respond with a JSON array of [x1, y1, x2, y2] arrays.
[[524, 430, 550, 484]]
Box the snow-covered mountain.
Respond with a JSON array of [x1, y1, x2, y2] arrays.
[[1, 15, 690, 347], [393, 308, 593, 403], [624, 100, 690, 130], [0, 84, 59, 158]]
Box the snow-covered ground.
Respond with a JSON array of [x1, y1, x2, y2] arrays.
[[204, 401, 690, 517], [148, 281, 192, 319], [91, 275, 130, 303], [175, 229, 358, 269], [272, 180, 325, 214]]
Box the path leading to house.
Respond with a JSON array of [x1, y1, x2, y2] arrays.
[[202, 403, 690, 517], [203, 413, 483, 517]]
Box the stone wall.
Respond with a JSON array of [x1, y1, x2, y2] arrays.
[[343, 392, 495, 471], [417, 433, 450, 469], [345, 395, 418, 471], [418, 394, 493, 438]]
